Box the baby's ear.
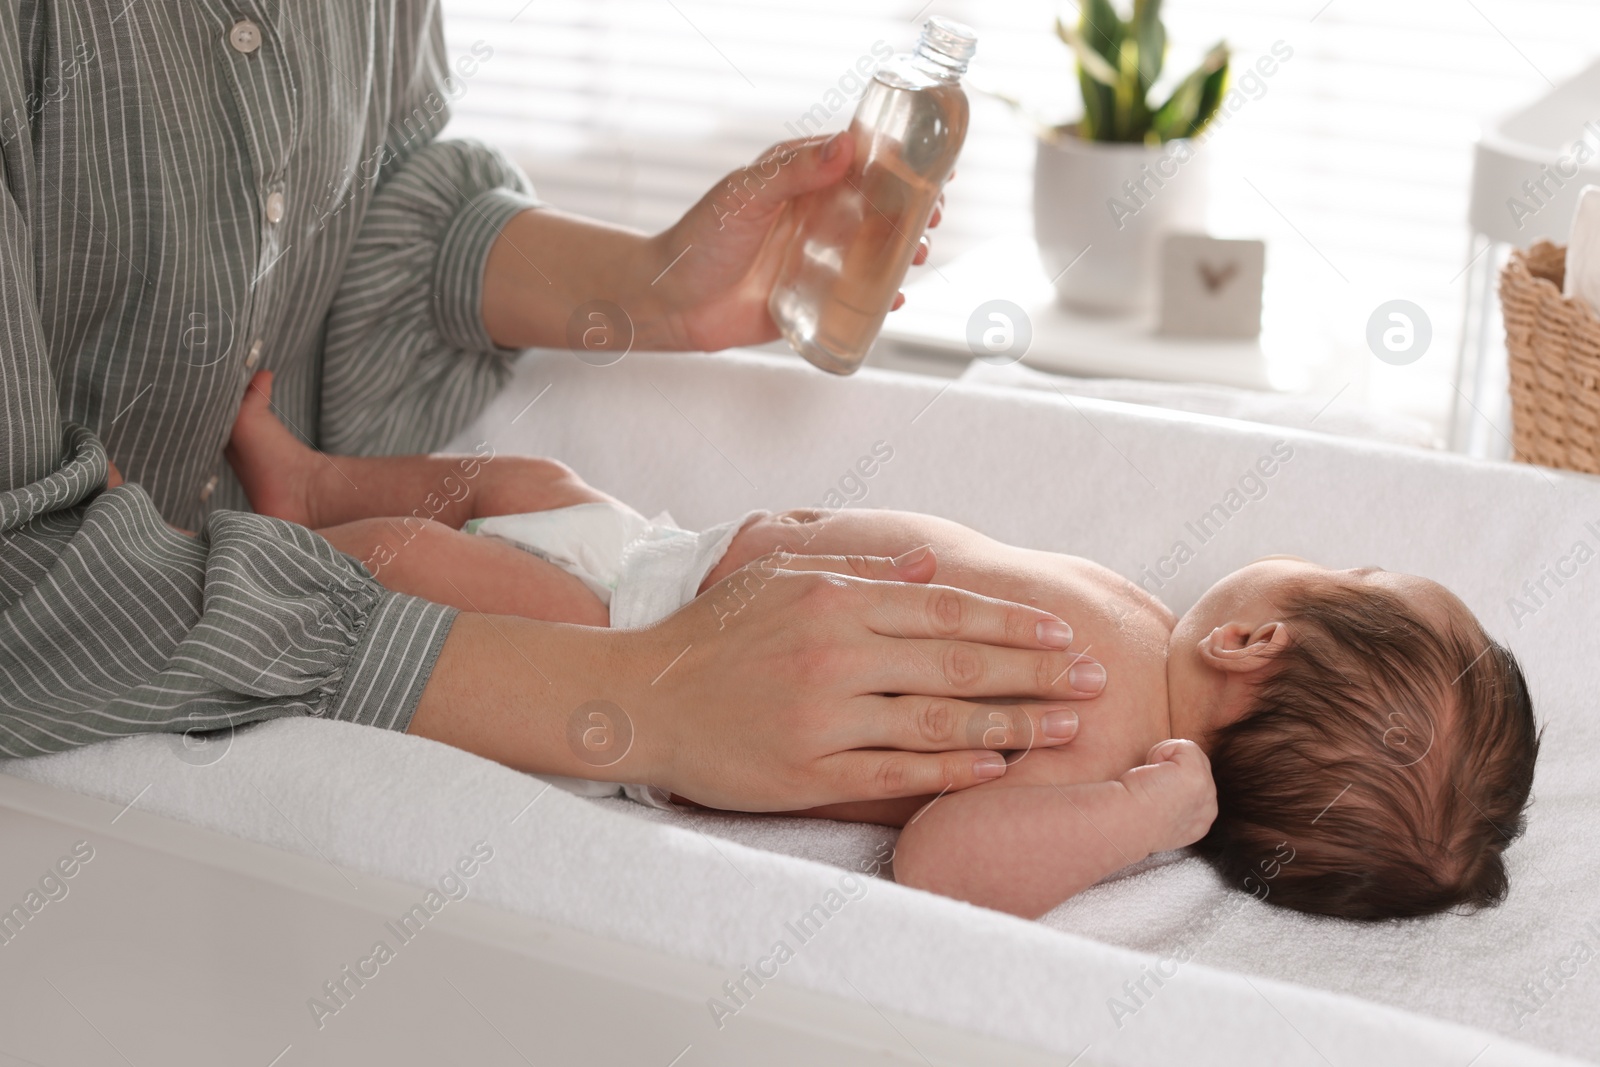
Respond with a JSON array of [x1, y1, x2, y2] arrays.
[[1198, 620, 1291, 674]]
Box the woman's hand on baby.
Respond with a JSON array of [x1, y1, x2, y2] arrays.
[[1118, 739, 1219, 857], [643, 134, 939, 352], [612, 550, 1106, 812]]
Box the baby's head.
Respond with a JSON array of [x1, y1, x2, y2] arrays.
[[1167, 557, 1538, 920]]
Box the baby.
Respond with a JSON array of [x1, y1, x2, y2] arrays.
[[225, 373, 1539, 921]]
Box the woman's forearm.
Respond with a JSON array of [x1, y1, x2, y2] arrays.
[[479, 136, 870, 356], [405, 555, 1108, 812], [408, 612, 648, 780], [480, 206, 680, 351]]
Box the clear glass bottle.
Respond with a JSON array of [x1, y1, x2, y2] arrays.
[[769, 18, 976, 375]]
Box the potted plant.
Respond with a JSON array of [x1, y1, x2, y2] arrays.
[[1033, 0, 1229, 314]]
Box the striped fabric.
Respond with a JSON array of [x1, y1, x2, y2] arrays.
[[0, 1, 540, 756]]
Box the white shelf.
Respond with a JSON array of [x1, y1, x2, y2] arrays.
[[879, 237, 1331, 393]]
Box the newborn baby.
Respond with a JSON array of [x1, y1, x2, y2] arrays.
[[226, 374, 1538, 921]]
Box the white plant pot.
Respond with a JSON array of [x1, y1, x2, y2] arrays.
[[1033, 131, 1209, 315]]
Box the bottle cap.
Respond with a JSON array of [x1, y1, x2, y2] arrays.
[[920, 16, 978, 64]]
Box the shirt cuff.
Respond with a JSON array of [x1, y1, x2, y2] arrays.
[[433, 186, 541, 353], [323, 590, 459, 733]]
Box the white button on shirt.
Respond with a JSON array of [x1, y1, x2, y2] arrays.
[[199, 474, 219, 503], [264, 191, 285, 224], [228, 20, 261, 54], [244, 339, 262, 371]]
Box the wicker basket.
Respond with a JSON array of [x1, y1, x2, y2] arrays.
[[1501, 240, 1600, 474]]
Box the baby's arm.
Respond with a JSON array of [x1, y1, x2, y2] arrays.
[[315, 516, 611, 626], [893, 740, 1216, 918]]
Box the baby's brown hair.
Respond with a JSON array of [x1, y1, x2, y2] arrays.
[[1196, 582, 1538, 920]]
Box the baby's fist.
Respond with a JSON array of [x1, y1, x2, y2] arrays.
[[1118, 739, 1218, 856]]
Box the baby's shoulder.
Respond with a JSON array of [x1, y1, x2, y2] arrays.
[[1093, 560, 1178, 631], [1038, 550, 1177, 633]]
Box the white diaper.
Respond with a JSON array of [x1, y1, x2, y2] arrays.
[[466, 502, 764, 809]]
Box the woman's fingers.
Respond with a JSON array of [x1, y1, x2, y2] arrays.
[[762, 563, 1103, 703], [869, 637, 1105, 701], [618, 555, 1105, 810], [824, 574, 1078, 649], [894, 232, 934, 308], [821, 747, 1010, 800], [768, 547, 940, 586], [770, 555, 1087, 656], [718, 132, 854, 227], [842, 695, 1080, 753]]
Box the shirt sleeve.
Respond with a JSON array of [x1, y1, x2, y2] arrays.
[[318, 14, 542, 457], [0, 150, 457, 757]]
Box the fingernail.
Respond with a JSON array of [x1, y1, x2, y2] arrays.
[[821, 133, 844, 161], [973, 754, 1007, 779], [1036, 619, 1073, 648], [892, 544, 931, 568], [1068, 661, 1106, 693], [1042, 709, 1079, 740]]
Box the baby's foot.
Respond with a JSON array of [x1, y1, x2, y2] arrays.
[[225, 371, 324, 527]]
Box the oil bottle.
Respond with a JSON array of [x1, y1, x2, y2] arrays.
[[769, 17, 976, 374]]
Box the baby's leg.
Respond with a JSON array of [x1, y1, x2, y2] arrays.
[[229, 371, 615, 531], [318, 518, 610, 626]]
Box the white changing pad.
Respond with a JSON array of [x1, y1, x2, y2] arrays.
[[8, 347, 1597, 1065]]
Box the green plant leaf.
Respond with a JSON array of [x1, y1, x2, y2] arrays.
[[1059, 5, 1120, 139], [1149, 41, 1230, 142], [1149, 75, 1198, 141], [1182, 49, 1231, 138], [1078, 0, 1125, 66], [1078, 67, 1109, 139], [1131, 0, 1166, 93], [1112, 37, 1150, 141], [1061, 1, 1137, 142], [1055, 15, 1119, 87]]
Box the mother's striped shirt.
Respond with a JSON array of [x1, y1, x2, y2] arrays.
[[0, 1, 540, 756]]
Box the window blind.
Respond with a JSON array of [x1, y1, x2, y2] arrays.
[[439, 0, 1600, 428]]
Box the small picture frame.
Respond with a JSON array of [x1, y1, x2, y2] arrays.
[[1158, 233, 1266, 340]]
